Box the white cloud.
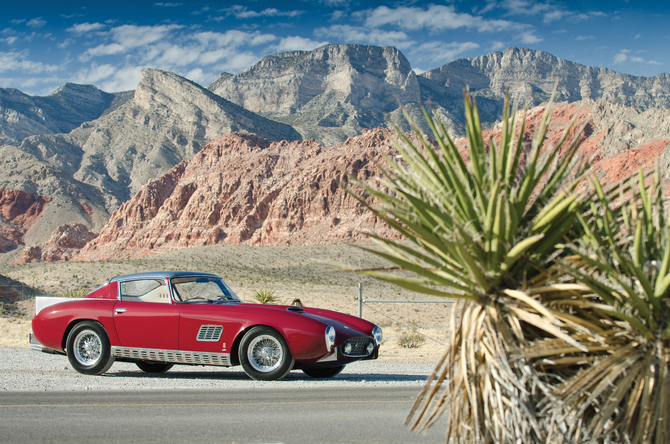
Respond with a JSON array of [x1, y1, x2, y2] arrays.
[[112, 24, 183, 48], [26, 18, 46, 29], [73, 63, 116, 84], [0, 51, 59, 74], [193, 30, 275, 47], [154, 2, 182, 6], [635, 34, 641, 39], [315, 24, 412, 49], [494, 0, 605, 24], [57, 38, 75, 49], [270, 36, 328, 52], [83, 43, 126, 59], [612, 50, 659, 65], [491, 41, 506, 51], [411, 41, 480, 65], [10, 19, 25, 25], [99, 66, 143, 92], [519, 32, 542, 44], [184, 67, 206, 84], [67, 22, 106, 34], [613, 50, 629, 63], [330, 10, 346, 21], [318, 0, 349, 6], [211, 52, 260, 73], [2, 36, 18, 45], [575, 35, 594, 41], [361, 5, 527, 33], [222, 6, 305, 19], [82, 24, 183, 60]]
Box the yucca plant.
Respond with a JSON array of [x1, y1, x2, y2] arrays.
[[347, 92, 592, 443], [251, 288, 279, 304], [523, 168, 670, 443]]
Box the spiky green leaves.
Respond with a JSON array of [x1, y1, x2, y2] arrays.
[[351, 91, 588, 301]]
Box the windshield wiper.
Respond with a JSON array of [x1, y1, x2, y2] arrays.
[[210, 297, 234, 303]]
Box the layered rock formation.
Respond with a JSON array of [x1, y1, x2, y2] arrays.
[[0, 68, 301, 251], [0, 189, 49, 253], [20, 223, 97, 263], [420, 47, 670, 132], [76, 129, 401, 260], [210, 44, 424, 146]]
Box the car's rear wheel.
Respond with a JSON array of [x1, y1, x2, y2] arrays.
[[239, 326, 294, 381], [302, 365, 345, 378], [66, 321, 115, 375], [136, 362, 174, 373]]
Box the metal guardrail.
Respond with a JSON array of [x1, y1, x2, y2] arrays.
[[356, 283, 454, 318]]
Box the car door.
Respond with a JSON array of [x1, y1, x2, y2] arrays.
[[112, 278, 179, 350]]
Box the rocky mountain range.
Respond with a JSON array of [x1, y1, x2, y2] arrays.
[[0, 83, 132, 146], [0, 68, 301, 254], [1, 44, 669, 262]]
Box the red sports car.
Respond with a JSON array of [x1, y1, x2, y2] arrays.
[[30, 271, 382, 380]]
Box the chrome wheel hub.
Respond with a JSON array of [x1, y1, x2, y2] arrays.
[[248, 335, 282, 372], [73, 330, 102, 366]]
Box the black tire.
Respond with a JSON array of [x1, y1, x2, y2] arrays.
[[136, 362, 174, 373], [66, 321, 115, 375], [302, 365, 345, 378], [238, 326, 294, 381]]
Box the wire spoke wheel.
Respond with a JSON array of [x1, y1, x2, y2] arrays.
[[66, 321, 115, 375], [248, 335, 282, 372], [239, 326, 294, 381], [73, 331, 102, 366]]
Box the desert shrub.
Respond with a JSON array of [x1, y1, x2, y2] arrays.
[[251, 288, 279, 304], [61, 288, 88, 298], [396, 321, 425, 348]]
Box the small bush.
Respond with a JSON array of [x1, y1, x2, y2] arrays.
[[251, 288, 279, 304], [62, 288, 88, 298], [396, 321, 425, 348]]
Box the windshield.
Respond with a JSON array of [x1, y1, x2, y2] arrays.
[[171, 276, 241, 303]]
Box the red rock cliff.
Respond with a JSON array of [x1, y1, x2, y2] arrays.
[[77, 129, 400, 260]]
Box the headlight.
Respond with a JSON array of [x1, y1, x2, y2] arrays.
[[372, 326, 382, 345], [343, 342, 352, 355], [367, 343, 374, 354], [325, 326, 336, 351]]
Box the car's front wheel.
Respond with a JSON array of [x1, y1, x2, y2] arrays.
[[66, 321, 115, 375], [136, 362, 174, 373], [302, 365, 345, 378], [239, 326, 294, 381]]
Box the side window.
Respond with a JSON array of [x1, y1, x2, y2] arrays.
[[120, 279, 170, 303]]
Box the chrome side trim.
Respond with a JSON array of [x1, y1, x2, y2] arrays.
[[196, 325, 223, 342], [111, 346, 231, 366]]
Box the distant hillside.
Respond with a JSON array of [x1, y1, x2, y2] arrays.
[[0, 83, 132, 146], [2, 44, 670, 260], [0, 68, 301, 252]]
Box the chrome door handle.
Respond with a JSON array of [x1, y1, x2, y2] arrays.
[[115, 308, 127, 314]]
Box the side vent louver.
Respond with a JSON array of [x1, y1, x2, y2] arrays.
[[197, 325, 223, 342]]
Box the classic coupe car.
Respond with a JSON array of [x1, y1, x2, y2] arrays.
[[30, 271, 382, 381]]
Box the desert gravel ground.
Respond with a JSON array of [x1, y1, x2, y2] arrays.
[[0, 346, 438, 392]]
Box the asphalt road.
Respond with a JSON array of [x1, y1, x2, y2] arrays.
[[0, 387, 446, 444]]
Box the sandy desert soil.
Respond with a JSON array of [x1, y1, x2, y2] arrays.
[[0, 243, 454, 365]]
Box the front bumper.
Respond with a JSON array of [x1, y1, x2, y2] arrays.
[[315, 344, 379, 364]]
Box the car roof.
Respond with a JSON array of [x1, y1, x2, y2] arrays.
[[108, 271, 221, 283]]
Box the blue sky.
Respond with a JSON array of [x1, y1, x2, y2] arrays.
[[1, 0, 668, 96]]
